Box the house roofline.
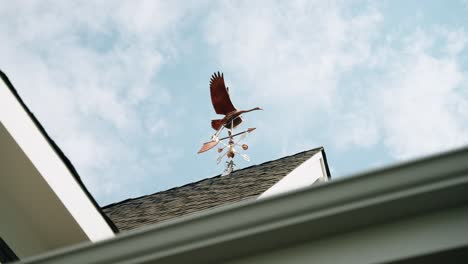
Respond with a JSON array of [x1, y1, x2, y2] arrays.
[[0, 70, 119, 233], [103, 146, 326, 209], [22, 145, 468, 264]]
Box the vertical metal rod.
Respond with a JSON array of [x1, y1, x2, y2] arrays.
[[213, 126, 224, 140]]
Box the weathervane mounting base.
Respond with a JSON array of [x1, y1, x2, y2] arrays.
[[222, 159, 236, 176]]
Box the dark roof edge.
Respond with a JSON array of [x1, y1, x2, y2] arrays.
[[0, 70, 119, 233], [0, 236, 19, 263], [102, 146, 324, 209], [319, 147, 332, 179]]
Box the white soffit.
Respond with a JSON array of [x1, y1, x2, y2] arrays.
[[0, 73, 114, 256], [258, 150, 328, 199]]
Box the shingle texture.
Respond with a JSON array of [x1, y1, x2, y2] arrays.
[[103, 148, 323, 231]]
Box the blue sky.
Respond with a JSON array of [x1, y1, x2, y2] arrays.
[[1, 1, 467, 205]]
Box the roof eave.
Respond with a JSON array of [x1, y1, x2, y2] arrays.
[[0, 70, 118, 234]]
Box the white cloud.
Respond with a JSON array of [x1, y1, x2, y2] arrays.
[[335, 113, 379, 151], [0, 1, 192, 204], [441, 28, 468, 56], [335, 27, 468, 160], [205, 1, 381, 105], [204, 1, 382, 154], [205, 1, 468, 162], [374, 34, 468, 159]]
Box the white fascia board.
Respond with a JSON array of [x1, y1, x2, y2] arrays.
[[21, 146, 468, 264], [0, 75, 114, 242], [258, 150, 327, 199]]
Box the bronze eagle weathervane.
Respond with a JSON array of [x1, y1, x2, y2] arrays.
[[198, 72, 262, 174]]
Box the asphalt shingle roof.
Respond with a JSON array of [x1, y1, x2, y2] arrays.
[[103, 147, 325, 231]]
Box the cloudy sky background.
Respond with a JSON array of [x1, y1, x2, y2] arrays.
[[1, 0, 467, 205]]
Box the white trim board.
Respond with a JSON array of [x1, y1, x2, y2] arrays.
[[258, 150, 328, 199], [0, 73, 114, 258]]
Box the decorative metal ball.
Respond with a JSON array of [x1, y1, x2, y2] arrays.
[[218, 148, 223, 153], [227, 151, 235, 158], [242, 144, 248, 150]]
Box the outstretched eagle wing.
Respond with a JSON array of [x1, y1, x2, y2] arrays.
[[210, 72, 236, 115]]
